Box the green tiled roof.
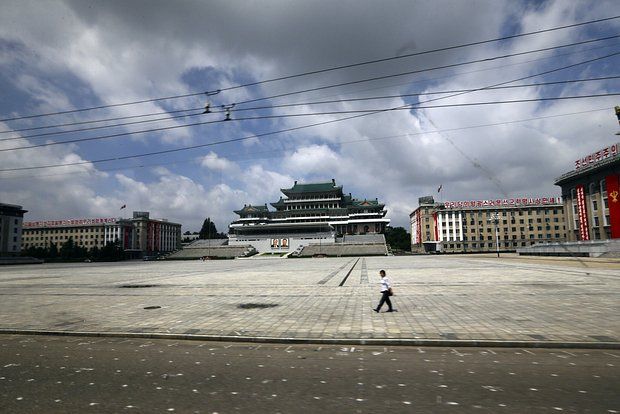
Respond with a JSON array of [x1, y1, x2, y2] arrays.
[[233, 204, 270, 215], [351, 199, 382, 207], [270, 198, 286, 208], [281, 181, 342, 194]]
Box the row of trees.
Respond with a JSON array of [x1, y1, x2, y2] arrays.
[[384, 226, 412, 252], [22, 238, 126, 261], [198, 217, 226, 239]]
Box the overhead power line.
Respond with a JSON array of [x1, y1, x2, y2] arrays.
[[0, 49, 617, 171], [230, 35, 620, 106], [1, 14, 618, 123], [0, 107, 612, 180], [4, 39, 615, 138], [1, 35, 617, 142], [1, 92, 618, 152], [3, 75, 618, 143]]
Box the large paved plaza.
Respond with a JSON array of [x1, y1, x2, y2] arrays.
[[0, 255, 618, 346]]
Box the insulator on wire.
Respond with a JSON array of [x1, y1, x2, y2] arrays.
[[202, 102, 211, 114], [222, 104, 235, 121]]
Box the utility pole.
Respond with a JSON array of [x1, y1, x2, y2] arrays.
[[489, 212, 500, 258]]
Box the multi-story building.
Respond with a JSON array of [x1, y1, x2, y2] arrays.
[[22, 211, 181, 256], [554, 141, 620, 241], [23, 217, 117, 251], [0, 203, 27, 255], [410, 195, 566, 253], [229, 179, 389, 252]]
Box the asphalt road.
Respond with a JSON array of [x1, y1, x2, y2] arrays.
[[0, 335, 618, 413]]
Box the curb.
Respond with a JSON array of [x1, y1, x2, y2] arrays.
[[1, 329, 618, 349]]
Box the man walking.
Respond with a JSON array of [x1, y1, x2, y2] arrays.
[[373, 269, 395, 313]]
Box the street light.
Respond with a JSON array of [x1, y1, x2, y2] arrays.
[[488, 212, 500, 258]]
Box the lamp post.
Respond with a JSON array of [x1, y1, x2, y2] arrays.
[[488, 212, 500, 258]]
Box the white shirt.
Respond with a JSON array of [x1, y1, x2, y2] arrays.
[[380, 276, 391, 292]]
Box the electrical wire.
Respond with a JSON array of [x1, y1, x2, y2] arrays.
[[230, 35, 620, 107], [1, 49, 617, 171], [0, 106, 611, 180], [4, 40, 615, 137], [1, 14, 618, 123], [2, 75, 618, 143], [1, 92, 618, 152]]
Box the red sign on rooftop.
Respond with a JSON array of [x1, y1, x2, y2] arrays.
[[575, 142, 618, 170], [23, 218, 117, 228], [444, 197, 560, 209]]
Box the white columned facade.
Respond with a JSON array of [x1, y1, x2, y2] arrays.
[[437, 212, 444, 241]]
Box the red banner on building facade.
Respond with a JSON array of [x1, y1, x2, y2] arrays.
[[606, 174, 620, 239], [432, 212, 439, 241], [575, 184, 590, 241]]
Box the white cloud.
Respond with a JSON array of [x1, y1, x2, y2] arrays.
[[1, 0, 619, 231], [200, 151, 236, 172]]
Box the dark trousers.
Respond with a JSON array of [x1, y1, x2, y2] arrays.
[[376, 291, 393, 311]]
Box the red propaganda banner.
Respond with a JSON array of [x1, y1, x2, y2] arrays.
[[123, 227, 131, 249], [443, 197, 559, 209], [147, 222, 153, 251], [575, 142, 619, 170], [606, 174, 620, 239], [432, 212, 439, 241], [575, 184, 590, 241]]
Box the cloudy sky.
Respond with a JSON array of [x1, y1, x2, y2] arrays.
[[0, 0, 619, 232]]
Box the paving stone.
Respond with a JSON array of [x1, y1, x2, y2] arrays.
[[0, 255, 618, 344]]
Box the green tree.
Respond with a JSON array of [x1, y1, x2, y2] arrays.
[[60, 238, 76, 260], [48, 242, 59, 259], [90, 245, 100, 260], [384, 226, 412, 252], [199, 217, 224, 239], [100, 240, 125, 261]]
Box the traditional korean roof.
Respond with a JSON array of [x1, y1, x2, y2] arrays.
[[270, 198, 286, 208], [281, 180, 343, 196], [233, 204, 270, 215], [350, 199, 384, 208]]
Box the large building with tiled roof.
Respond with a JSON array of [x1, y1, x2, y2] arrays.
[[228, 179, 389, 253]]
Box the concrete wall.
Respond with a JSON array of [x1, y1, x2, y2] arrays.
[[229, 233, 334, 253], [518, 239, 620, 257]]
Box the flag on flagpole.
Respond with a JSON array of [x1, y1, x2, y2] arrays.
[[437, 184, 442, 193], [120, 204, 126, 210]]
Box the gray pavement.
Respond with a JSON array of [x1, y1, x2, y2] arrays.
[[0, 255, 618, 346], [1, 334, 619, 413]]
